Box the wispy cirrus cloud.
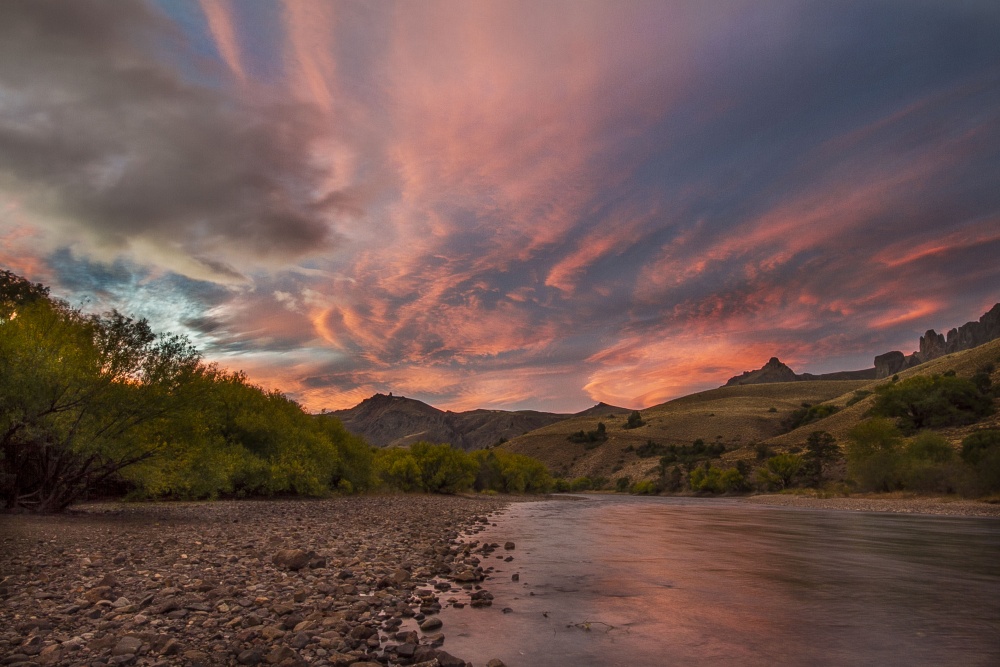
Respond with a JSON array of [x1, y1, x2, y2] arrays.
[[2, 0, 999, 412]]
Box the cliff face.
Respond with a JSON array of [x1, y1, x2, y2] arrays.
[[875, 303, 1000, 378], [328, 393, 575, 450]]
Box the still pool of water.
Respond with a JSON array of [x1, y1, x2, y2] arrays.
[[435, 495, 1000, 667]]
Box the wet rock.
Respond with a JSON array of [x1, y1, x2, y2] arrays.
[[503, 542, 515, 550], [419, 617, 443, 632]]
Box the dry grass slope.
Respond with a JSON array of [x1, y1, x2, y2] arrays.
[[503, 338, 1000, 482], [502, 380, 868, 481]]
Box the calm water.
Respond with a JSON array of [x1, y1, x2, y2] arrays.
[[434, 495, 1000, 667]]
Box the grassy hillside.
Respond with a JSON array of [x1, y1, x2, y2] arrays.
[[501, 380, 868, 482], [766, 338, 1000, 450], [501, 338, 1000, 483]]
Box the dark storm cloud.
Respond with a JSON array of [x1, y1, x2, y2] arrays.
[[0, 0, 346, 278]]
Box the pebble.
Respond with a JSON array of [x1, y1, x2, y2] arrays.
[[0, 496, 517, 666]]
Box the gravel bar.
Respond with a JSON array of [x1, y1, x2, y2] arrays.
[[743, 493, 1000, 518], [0, 495, 518, 667]]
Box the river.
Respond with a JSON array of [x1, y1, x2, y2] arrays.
[[433, 495, 1000, 666]]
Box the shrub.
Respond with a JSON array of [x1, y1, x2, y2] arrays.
[[568, 422, 607, 445], [690, 463, 747, 494], [869, 374, 994, 433], [631, 479, 658, 495], [409, 442, 478, 494], [785, 403, 840, 431], [615, 476, 631, 492], [800, 431, 840, 487], [755, 454, 803, 490], [623, 410, 645, 429], [961, 429, 1000, 493], [845, 418, 904, 491], [846, 390, 872, 407], [634, 439, 667, 458]]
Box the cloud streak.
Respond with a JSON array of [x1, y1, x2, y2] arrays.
[[2, 0, 999, 412]]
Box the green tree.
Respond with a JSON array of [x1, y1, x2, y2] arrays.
[[410, 442, 478, 494], [624, 411, 645, 429], [0, 291, 202, 511], [846, 418, 904, 491], [375, 447, 422, 492], [869, 374, 994, 432], [801, 431, 840, 486], [756, 454, 803, 490], [960, 429, 1000, 493]]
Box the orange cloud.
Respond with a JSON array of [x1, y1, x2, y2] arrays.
[[199, 0, 246, 82]]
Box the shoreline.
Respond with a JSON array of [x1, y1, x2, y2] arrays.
[[741, 493, 1000, 518], [0, 495, 518, 667]]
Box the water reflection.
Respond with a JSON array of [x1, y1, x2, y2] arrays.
[[437, 495, 1000, 667]]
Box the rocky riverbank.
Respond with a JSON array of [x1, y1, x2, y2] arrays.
[[0, 496, 519, 667], [743, 493, 1000, 517]]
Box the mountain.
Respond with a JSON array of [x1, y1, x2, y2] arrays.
[[727, 302, 1000, 386], [725, 357, 876, 386], [328, 393, 574, 450]]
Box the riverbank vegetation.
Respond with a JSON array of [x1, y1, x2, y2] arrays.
[[0, 271, 552, 512]]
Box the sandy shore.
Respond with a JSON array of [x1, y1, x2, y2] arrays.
[[0, 495, 519, 667], [743, 493, 1000, 518]]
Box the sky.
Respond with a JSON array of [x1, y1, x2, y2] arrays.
[[1, 0, 999, 413]]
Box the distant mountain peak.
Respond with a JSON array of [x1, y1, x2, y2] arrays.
[[725, 357, 798, 386]]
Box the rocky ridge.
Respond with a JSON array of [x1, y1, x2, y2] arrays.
[[875, 303, 1000, 378], [0, 496, 521, 667], [727, 302, 1000, 386]]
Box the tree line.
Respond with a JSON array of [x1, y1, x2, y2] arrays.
[[0, 271, 552, 512]]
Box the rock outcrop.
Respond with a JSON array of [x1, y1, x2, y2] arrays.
[[874, 303, 1000, 378], [725, 358, 799, 386]]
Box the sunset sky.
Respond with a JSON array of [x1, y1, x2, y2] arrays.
[[1, 1, 999, 413]]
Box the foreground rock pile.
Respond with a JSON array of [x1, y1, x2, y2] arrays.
[[0, 496, 515, 667]]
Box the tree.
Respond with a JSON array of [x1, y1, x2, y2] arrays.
[[801, 431, 839, 486], [756, 454, 803, 490], [410, 442, 478, 494], [624, 411, 645, 429], [845, 418, 904, 491], [0, 297, 202, 511], [869, 374, 994, 432]]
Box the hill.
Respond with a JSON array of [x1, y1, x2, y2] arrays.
[[501, 337, 1000, 483], [500, 380, 868, 482], [328, 393, 574, 450]]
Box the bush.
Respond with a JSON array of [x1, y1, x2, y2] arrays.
[[471, 449, 552, 493], [615, 476, 630, 492], [755, 454, 803, 491], [845, 418, 904, 491], [658, 440, 726, 468], [800, 431, 840, 487], [634, 439, 667, 458], [961, 429, 1000, 493], [409, 442, 478, 494], [631, 479, 658, 495], [623, 410, 645, 429], [785, 403, 840, 431], [568, 422, 607, 446], [846, 390, 872, 407], [869, 374, 994, 433], [690, 463, 747, 494]]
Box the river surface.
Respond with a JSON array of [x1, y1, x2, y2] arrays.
[[435, 495, 1000, 667]]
